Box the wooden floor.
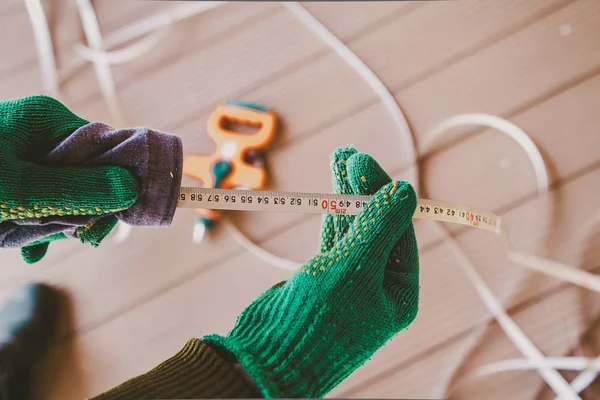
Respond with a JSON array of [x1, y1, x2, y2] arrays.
[[2, 0, 600, 398]]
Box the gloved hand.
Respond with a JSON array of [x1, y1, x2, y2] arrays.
[[204, 146, 420, 398], [0, 95, 183, 264]]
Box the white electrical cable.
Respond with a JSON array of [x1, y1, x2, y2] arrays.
[[441, 216, 600, 398], [478, 356, 600, 375], [427, 222, 578, 399], [24, 0, 60, 98], [566, 366, 600, 399], [446, 356, 600, 398], [419, 115, 598, 398], [507, 209, 600, 294], [422, 113, 550, 194], [60, 2, 227, 80], [24, 1, 599, 398], [74, 0, 126, 127]]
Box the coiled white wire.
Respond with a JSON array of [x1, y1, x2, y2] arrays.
[[24, 1, 599, 398]]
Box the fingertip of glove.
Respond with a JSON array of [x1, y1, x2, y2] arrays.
[[393, 180, 417, 208], [351, 181, 416, 250], [346, 152, 392, 195], [372, 180, 417, 218], [330, 146, 357, 165], [21, 243, 49, 264]]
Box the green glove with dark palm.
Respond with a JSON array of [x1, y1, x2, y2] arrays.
[[204, 146, 420, 398], [0, 95, 140, 263], [1, 95, 185, 264]]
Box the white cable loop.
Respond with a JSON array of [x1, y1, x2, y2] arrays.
[[422, 113, 549, 195], [24, 0, 60, 98], [24, 1, 599, 398]]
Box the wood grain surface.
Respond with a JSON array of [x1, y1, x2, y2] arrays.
[[1, 0, 599, 398]]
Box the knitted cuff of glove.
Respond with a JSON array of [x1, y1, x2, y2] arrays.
[[90, 339, 262, 399], [45, 122, 183, 226]]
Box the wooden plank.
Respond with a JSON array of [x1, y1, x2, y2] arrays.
[[68, 0, 570, 129], [35, 246, 295, 398], [302, 1, 421, 39], [92, 0, 176, 33], [65, 1, 417, 128], [0, 0, 23, 18], [0, 4, 42, 76], [168, 0, 597, 201], [0, 211, 251, 329], [34, 163, 600, 398], [59, 2, 281, 109], [176, 0, 597, 157], [411, 71, 600, 246], [0, 2, 280, 100], [350, 0, 574, 92], [0, 239, 93, 291], [65, 0, 424, 111], [396, 0, 600, 145], [0, 69, 44, 102], [341, 280, 600, 398], [2, 2, 589, 396], [0, 0, 178, 86]]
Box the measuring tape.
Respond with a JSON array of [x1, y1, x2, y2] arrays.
[[178, 187, 502, 234]]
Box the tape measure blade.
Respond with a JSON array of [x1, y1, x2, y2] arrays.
[[177, 187, 502, 233]]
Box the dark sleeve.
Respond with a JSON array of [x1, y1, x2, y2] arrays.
[[89, 339, 262, 399], [2, 122, 183, 250]]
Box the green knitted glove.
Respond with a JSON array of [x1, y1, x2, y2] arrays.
[[204, 146, 420, 398], [0, 95, 139, 262]]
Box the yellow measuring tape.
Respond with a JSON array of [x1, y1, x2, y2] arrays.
[[177, 187, 502, 234]]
